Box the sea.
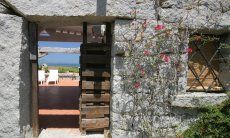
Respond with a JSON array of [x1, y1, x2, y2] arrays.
[[39, 63, 80, 67]]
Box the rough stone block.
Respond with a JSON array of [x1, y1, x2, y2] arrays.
[[114, 20, 135, 42], [219, 11, 230, 27], [161, 0, 230, 12], [111, 129, 142, 138], [159, 3, 230, 32], [111, 75, 124, 94], [111, 57, 126, 76], [172, 92, 229, 107], [0, 13, 31, 138], [4, 0, 138, 19], [106, 0, 133, 18], [136, 0, 156, 19], [111, 93, 134, 114], [111, 42, 129, 57], [5, 0, 97, 16], [177, 53, 189, 94]]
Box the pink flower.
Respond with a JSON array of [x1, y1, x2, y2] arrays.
[[134, 82, 141, 89], [186, 48, 193, 53], [154, 25, 165, 30], [143, 50, 150, 56], [141, 69, 145, 76], [136, 64, 141, 69], [143, 20, 148, 28], [161, 54, 170, 63], [172, 23, 177, 26]]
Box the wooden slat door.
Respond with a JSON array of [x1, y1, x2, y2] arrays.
[[79, 23, 111, 133]]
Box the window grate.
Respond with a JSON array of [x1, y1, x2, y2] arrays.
[[187, 36, 227, 92]]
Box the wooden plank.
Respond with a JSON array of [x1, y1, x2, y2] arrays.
[[29, 22, 39, 138], [31, 63, 39, 138], [106, 23, 112, 45], [81, 102, 107, 107], [81, 90, 109, 94], [81, 69, 110, 77], [81, 106, 109, 115], [81, 94, 110, 102], [82, 80, 110, 90], [39, 109, 80, 115], [81, 55, 110, 64], [29, 23, 38, 61], [81, 45, 110, 51], [81, 64, 110, 69], [83, 22, 87, 44], [82, 43, 107, 47], [81, 118, 109, 129], [85, 114, 104, 119]]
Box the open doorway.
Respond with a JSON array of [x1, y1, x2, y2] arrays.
[[36, 24, 110, 137]]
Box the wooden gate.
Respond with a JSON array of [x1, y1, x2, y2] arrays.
[[79, 22, 111, 133]]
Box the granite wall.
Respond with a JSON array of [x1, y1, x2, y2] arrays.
[[0, 7, 31, 138], [0, 0, 229, 137]]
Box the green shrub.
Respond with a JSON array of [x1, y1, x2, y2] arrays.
[[182, 99, 230, 138], [38, 65, 49, 73], [58, 67, 79, 73], [44, 66, 49, 73]]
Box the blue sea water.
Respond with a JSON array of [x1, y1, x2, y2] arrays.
[[39, 62, 80, 67], [46, 63, 80, 67], [38, 41, 81, 67]]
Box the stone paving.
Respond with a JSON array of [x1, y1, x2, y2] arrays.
[[39, 128, 104, 138]]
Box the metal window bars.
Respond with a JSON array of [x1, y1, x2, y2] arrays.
[[187, 36, 227, 92]]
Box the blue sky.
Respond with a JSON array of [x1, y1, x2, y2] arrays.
[[38, 41, 81, 66]]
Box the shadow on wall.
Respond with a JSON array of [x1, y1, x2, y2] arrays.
[[19, 21, 32, 136], [97, 0, 107, 16]]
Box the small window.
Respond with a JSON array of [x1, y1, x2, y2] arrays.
[[187, 35, 227, 92]]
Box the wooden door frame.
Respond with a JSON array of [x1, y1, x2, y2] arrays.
[[29, 22, 113, 137], [29, 22, 39, 138]]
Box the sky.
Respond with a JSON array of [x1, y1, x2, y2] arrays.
[[38, 41, 81, 66]]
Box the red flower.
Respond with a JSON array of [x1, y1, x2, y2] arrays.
[[136, 64, 141, 69], [172, 23, 177, 26], [143, 50, 150, 56], [134, 82, 141, 89], [143, 20, 148, 28], [186, 48, 193, 53], [161, 54, 170, 63], [141, 69, 145, 76], [154, 25, 165, 30]]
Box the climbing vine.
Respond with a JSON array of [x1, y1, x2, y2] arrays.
[[116, 0, 230, 137]]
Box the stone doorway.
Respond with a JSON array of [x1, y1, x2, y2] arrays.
[[31, 23, 112, 137], [37, 25, 82, 137]]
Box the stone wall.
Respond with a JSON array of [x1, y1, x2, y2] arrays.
[[159, 0, 230, 33], [0, 0, 229, 137], [110, 19, 186, 138], [0, 8, 31, 138], [110, 0, 230, 137]]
